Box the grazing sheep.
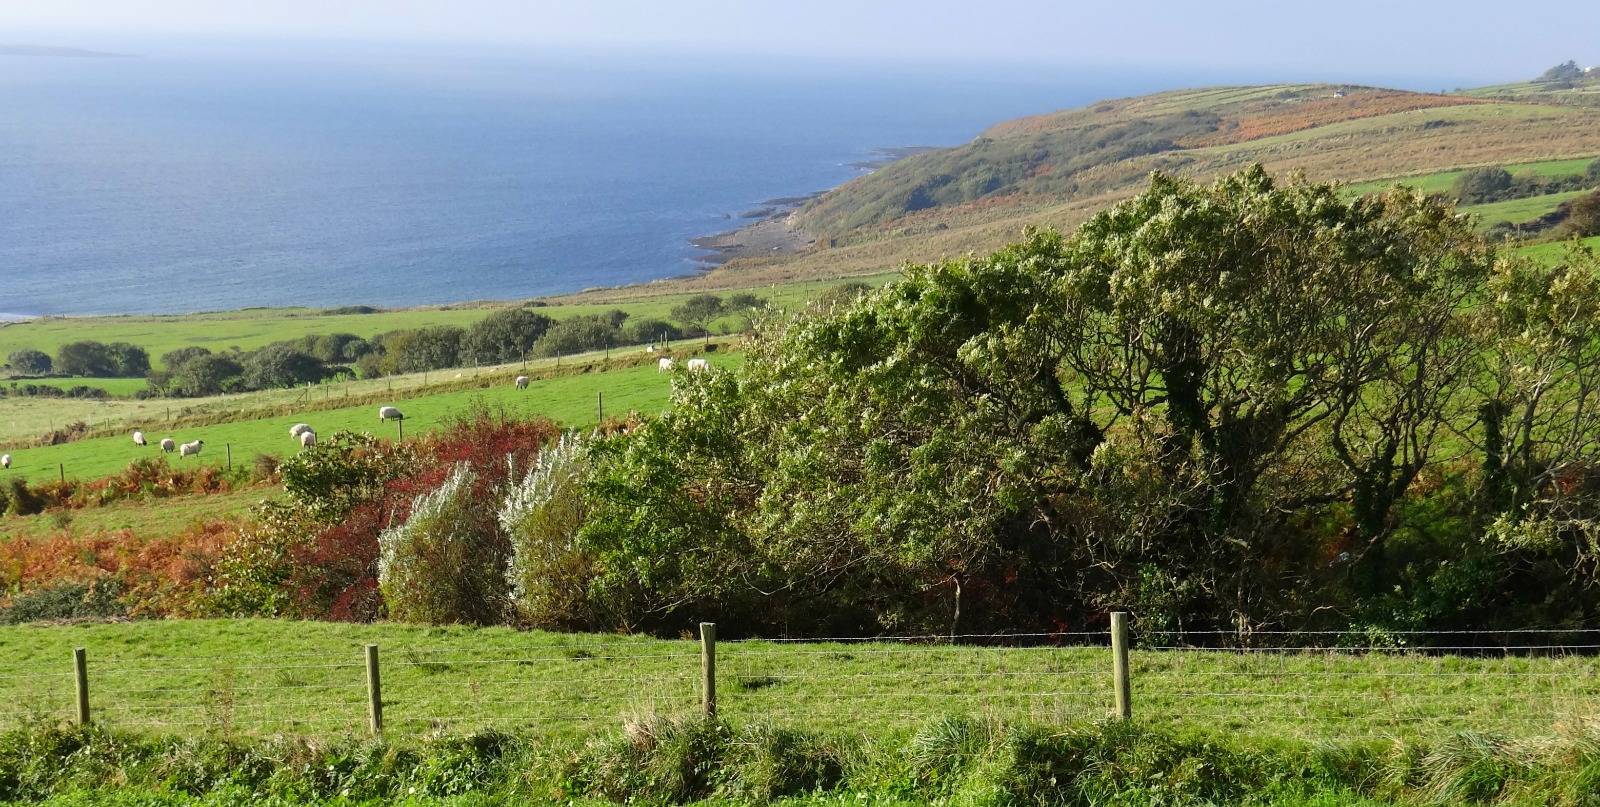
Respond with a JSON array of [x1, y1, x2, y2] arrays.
[[379, 406, 404, 422], [133, 430, 147, 447], [160, 438, 176, 453], [1, 454, 9, 470], [657, 358, 674, 372], [514, 375, 530, 389], [687, 358, 710, 372], [300, 430, 317, 449], [289, 423, 313, 439], [178, 439, 204, 458]]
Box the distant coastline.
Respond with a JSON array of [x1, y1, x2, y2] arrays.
[[687, 147, 938, 266]]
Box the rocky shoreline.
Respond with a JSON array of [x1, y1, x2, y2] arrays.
[[688, 146, 937, 266]]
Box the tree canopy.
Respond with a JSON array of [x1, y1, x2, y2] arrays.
[[550, 167, 1600, 639]]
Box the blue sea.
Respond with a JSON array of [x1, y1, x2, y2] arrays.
[[0, 38, 1341, 317]]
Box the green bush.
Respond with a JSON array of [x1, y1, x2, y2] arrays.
[[0, 580, 126, 625], [499, 434, 599, 628], [378, 464, 508, 624]]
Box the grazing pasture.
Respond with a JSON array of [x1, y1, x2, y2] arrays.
[[0, 360, 697, 483]]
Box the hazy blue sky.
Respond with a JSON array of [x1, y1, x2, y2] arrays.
[[3, 0, 1596, 85]]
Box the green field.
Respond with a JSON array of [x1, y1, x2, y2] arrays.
[[0, 276, 885, 370], [0, 619, 1591, 745], [1461, 188, 1594, 227], [1517, 235, 1600, 263], [1, 377, 150, 396], [0, 358, 698, 483], [1342, 155, 1599, 197]]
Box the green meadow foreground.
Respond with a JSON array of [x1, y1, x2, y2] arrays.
[[0, 620, 1593, 807], [0, 619, 1592, 745]]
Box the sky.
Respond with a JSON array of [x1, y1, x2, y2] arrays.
[[2, 0, 1597, 86]]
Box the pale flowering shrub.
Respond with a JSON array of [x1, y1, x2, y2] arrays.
[[499, 433, 597, 627], [378, 463, 507, 624]]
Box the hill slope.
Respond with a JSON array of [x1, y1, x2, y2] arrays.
[[677, 81, 1600, 289]]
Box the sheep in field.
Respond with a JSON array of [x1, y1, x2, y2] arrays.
[[514, 375, 530, 389], [300, 430, 317, 449], [289, 423, 313, 439], [160, 438, 176, 453], [1, 454, 9, 470], [657, 358, 674, 372], [178, 439, 204, 458], [379, 406, 404, 422], [133, 430, 147, 447], [687, 358, 710, 372]]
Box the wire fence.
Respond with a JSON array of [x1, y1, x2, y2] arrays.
[[4, 619, 1599, 741]]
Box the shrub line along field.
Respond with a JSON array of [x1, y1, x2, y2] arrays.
[[0, 276, 881, 369], [0, 619, 1594, 745]]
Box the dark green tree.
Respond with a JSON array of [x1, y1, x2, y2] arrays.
[[244, 344, 327, 389], [106, 342, 150, 377], [1452, 166, 1513, 204], [6, 349, 51, 375], [462, 308, 553, 364], [671, 294, 725, 345], [170, 354, 244, 397], [532, 316, 619, 357], [55, 341, 114, 377]]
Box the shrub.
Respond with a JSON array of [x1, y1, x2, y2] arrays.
[[378, 464, 508, 624], [6, 349, 51, 375], [500, 434, 596, 627], [0, 580, 126, 624]]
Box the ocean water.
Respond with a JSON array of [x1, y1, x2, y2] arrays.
[[0, 40, 1242, 317]]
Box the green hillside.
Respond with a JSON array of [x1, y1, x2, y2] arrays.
[[748, 76, 1600, 287]]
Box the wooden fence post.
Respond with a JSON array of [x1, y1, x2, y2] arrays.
[[74, 648, 90, 726], [1111, 611, 1131, 720], [366, 644, 383, 736], [700, 622, 717, 720]]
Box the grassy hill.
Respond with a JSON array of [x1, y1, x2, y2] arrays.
[[672, 81, 1600, 289]]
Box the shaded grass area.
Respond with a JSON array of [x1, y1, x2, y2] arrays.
[[1, 620, 1596, 747]]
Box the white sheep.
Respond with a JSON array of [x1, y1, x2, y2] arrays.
[[132, 430, 146, 447], [300, 430, 317, 449], [514, 375, 530, 389], [160, 438, 176, 453], [289, 423, 313, 439], [1, 454, 9, 470], [379, 405, 404, 422], [178, 439, 204, 458], [687, 358, 710, 372], [658, 358, 675, 372]]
